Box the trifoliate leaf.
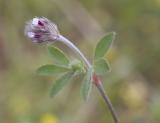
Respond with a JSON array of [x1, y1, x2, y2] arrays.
[[94, 58, 111, 75], [94, 32, 115, 60], [48, 46, 69, 66], [50, 71, 75, 97], [81, 67, 93, 101], [37, 64, 70, 76]]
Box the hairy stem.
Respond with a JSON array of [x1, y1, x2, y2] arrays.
[[93, 74, 119, 123], [57, 35, 119, 123], [58, 35, 91, 68]]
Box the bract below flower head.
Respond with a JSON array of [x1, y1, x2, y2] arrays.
[[25, 17, 59, 43]]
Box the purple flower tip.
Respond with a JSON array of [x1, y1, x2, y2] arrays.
[[25, 17, 59, 43]]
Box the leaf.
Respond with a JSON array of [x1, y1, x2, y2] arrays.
[[94, 58, 111, 75], [48, 46, 69, 66], [50, 71, 74, 97], [37, 64, 70, 76], [94, 32, 115, 60], [81, 67, 93, 101]]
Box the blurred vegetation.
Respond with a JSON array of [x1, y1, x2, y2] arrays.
[[0, 0, 160, 123]]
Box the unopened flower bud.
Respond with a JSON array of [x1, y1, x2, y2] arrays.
[[25, 17, 59, 43]]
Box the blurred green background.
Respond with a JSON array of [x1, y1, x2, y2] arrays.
[[0, 0, 160, 123]]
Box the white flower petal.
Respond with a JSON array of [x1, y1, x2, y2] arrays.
[[32, 18, 39, 26], [27, 32, 34, 38]]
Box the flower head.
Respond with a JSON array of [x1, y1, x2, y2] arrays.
[[25, 17, 59, 43]]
